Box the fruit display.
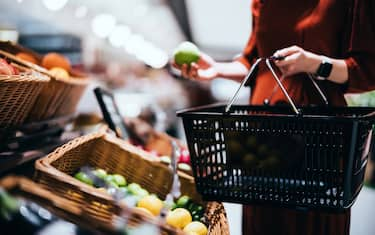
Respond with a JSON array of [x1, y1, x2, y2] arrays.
[[173, 41, 200, 66], [0, 58, 18, 75], [15, 52, 38, 64], [35, 133, 229, 235], [74, 166, 208, 235], [41, 52, 71, 72]]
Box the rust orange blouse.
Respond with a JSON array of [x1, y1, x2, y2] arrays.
[[237, 0, 375, 106]]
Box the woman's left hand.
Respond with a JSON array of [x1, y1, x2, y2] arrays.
[[273, 45, 321, 77]]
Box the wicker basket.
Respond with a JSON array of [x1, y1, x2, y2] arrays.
[[34, 132, 229, 235], [0, 49, 89, 122], [0, 176, 115, 233], [0, 71, 49, 128]]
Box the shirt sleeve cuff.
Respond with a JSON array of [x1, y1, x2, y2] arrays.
[[344, 57, 362, 93]]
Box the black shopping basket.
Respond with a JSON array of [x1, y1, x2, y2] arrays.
[[177, 57, 375, 211]]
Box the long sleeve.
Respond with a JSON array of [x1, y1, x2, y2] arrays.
[[235, 0, 259, 69], [344, 0, 375, 93]]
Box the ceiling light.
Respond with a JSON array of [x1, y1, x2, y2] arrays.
[[75, 5, 87, 18], [91, 14, 116, 38], [42, 0, 68, 11], [109, 25, 131, 47]]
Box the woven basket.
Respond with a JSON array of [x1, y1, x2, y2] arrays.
[[0, 71, 49, 128], [34, 132, 229, 235], [0, 49, 88, 122], [0, 176, 116, 233]]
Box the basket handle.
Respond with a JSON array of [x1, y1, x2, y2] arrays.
[[265, 58, 301, 115], [225, 57, 301, 115], [225, 58, 262, 113]]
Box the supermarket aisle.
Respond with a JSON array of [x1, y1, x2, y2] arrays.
[[224, 186, 375, 235]]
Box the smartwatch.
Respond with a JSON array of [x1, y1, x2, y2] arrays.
[[315, 56, 333, 80]]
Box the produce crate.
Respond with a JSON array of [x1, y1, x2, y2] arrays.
[[0, 47, 88, 123], [0, 176, 114, 234], [0, 70, 49, 128], [34, 132, 229, 235], [177, 104, 375, 211]]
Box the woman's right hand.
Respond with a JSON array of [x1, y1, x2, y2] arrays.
[[172, 52, 219, 81]]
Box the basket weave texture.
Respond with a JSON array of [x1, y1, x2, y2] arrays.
[[34, 132, 229, 235], [0, 72, 49, 127]]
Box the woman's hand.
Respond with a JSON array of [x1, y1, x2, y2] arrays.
[[273, 45, 321, 77], [171, 52, 219, 81]]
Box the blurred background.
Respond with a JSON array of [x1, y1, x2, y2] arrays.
[[0, 0, 252, 139]]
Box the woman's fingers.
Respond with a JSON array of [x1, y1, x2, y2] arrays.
[[181, 63, 189, 78], [274, 45, 302, 58], [275, 52, 299, 66], [188, 62, 199, 79]]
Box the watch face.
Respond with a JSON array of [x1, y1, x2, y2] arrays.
[[317, 60, 333, 78]]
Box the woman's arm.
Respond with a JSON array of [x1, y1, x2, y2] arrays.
[[173, 53, 249, 82]]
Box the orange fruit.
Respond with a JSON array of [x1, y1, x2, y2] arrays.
[[42, 52, 71, 71], [16, 52, 38, 65]]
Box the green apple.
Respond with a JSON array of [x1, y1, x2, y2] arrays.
[[173, 41, 200, 66], [178, 163, 191, 172], [136, 188, 149, 198], [159, 155, 171, 165], [176, 195, 191, 208], [93, 168, 107, 179], [74, 172, 93, 186], [127, 183, 142, 195], [112, 174, 127, 187]]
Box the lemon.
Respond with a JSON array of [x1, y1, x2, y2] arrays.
[[134, 207, 154, 217], [166, 208, 192, 229], [173, 41, 200, 66], [137, 195, 163, 216], [185, 232, 199, 235], [49, 67, 70, 79], [183, 221, 208, 235]]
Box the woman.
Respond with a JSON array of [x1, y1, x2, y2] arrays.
[[173, 0, 375, 234]]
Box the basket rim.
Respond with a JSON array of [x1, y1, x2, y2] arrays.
[[0, 176, 81, 216], [0, 71, 50, 82], [177, 103, 375, 121]]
